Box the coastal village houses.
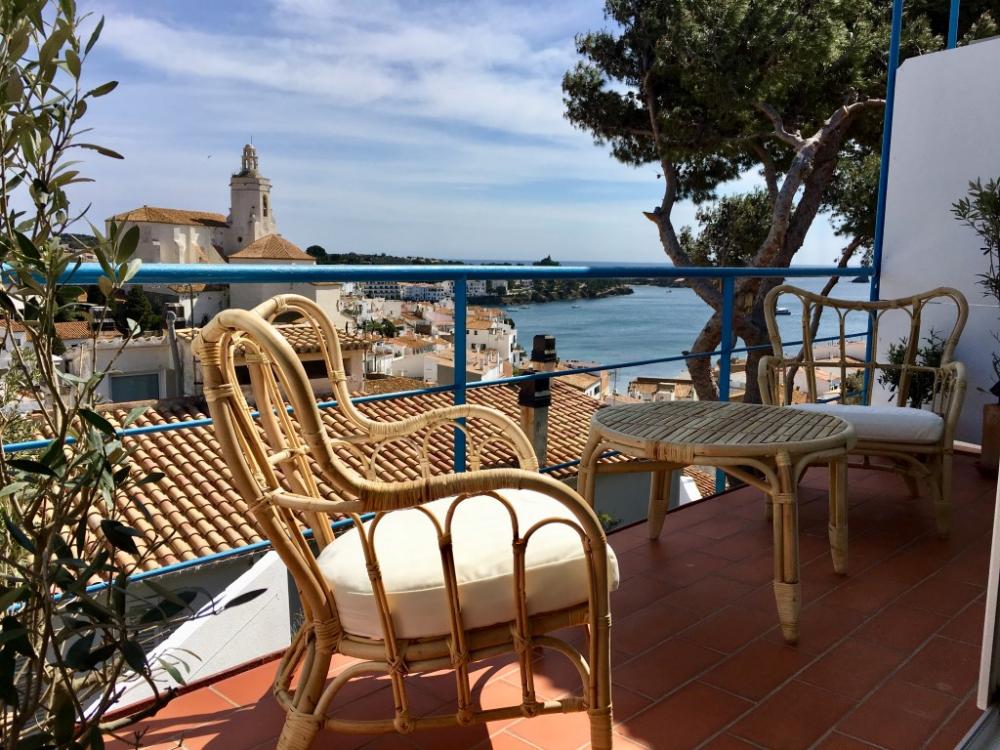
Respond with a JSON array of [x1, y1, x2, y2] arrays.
[[51, 144, 527, 405]]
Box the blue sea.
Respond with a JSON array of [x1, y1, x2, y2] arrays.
[[498, 276, 870, 389]]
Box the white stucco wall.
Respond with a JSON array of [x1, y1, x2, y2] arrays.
[[880, 37, 1000, 443]]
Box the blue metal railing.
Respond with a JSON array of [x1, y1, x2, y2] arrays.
[[2, 261, 870, 582]]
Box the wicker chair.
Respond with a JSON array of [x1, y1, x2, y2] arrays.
[[759, 285, 968, 552], [192, 294, 617, 750]]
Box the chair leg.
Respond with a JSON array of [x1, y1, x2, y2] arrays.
[[828, 458, 848, 575], [934, 454, 953, 538], [588, 602, 614, 750], [903, 472, 920, 498], [276, 709, 322, 750], [647, 469, 674, 539], [276, 637, 332, 750]]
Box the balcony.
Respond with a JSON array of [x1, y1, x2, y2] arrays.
[[105, 453, 992, 750]]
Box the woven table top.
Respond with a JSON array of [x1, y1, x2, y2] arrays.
[[591, 400, 855, 459]]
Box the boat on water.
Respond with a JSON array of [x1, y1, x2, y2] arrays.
[[572, 304, 581, 308], [775, 307, 791, 316]]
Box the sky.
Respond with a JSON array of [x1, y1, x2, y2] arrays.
[[70, 0, 848, 264]]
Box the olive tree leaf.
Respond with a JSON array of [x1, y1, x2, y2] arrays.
[[99, 519, 141, 555]]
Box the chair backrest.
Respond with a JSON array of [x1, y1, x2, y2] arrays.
[[192, 294, 377, 634], [762, 285, 967, 409]]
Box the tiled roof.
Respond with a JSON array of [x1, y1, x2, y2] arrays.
[[465, 320, 495, 330], [559, 372, 601, 391], [110, 206, 228, 228], [363, 376, 428, 395], [175, 324, 370, 354], [93, 380, 639, 570], [0, 320, 112, 340], [229, 234, 313, 262]]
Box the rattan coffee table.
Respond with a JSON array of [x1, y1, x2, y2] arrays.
[[578, 400, 856, 643]]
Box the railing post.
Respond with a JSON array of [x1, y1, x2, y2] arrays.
[[716, 276, 735, 494], [948, 0, 961, 49], [865, 0, 904, 401], [453, 275, 467, 472]]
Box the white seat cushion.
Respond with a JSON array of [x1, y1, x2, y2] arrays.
[[791, 403, 943, 444], [317, 489, 620, 640]]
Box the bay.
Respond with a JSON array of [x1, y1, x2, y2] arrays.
[[501, 276, 871, 391]]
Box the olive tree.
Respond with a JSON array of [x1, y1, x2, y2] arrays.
[[0, 2, 198, 747]]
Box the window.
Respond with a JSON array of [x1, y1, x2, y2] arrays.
[[262, 195, 269, 217], [110, 372, 160, 403]]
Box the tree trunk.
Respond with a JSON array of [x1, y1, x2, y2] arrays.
[[687, 314, 722, 401]]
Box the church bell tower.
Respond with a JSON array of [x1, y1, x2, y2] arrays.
[[224, 143, 277, 254]]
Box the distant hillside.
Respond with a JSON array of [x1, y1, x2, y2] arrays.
[[306, 247, 457, 266]]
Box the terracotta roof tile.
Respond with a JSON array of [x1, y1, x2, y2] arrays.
[[91, 380, 655, 570], [175, 324, 369, 354], [229, 234, 313, 262], [111, 206, 228, 228]]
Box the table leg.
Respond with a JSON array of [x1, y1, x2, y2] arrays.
[[578, 432, 602, 506], [771, 452, 801, 644], [647, 468, 674, 539], [828, 457, 848, 575]]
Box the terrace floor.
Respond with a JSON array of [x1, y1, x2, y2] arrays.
[[109, 454, 995, 750]]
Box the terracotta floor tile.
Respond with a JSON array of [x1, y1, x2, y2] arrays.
[[107, 687, 238, 750], [504, 649, 586, 701], [730, 680, 855, 749], [896, 572, 983, 616], [702, 527, 773, 562], [505, 704, 594, 750], [761, 601, 866, 655], [610, 573, 679, 618], [939, 598, 987, 646], [662, 575, 755, 616], [925, 694, 985, 750], [716, 551, 775, 586], [853, 603, 949, 653], [798, 639, 906, 701], [685, 514, 756, 541], [620, 681, 752, 750], [113, 455, 995, 750], [698, 733, 760, 749], [702, 639, 812, 701], [680, 606, 778, 654], [641, 549, 734, 587], [615, 636, 724, 699], [613, 599, 702, 656], [813, 733, 881, 749], [835, 677, 958, 749], [895, 636, 981, 698], [475, 733, 546, 749]]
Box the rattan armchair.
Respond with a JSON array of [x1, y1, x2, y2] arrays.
[[759, 285, 968, 554], [192, 294, 617, 750]]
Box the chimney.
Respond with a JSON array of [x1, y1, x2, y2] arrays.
[[529, 334, 557, 372], [519, 334, 555, 465]]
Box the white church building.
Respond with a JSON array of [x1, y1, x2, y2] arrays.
[[107, 144, 318, 325], [108, 144, 313, 266]]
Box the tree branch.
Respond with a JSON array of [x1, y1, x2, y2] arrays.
[[755, 102, 805, 149], [750, 141, 778, 206]]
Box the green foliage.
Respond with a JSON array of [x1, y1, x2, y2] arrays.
[[679, 190, 771, 268], [953, 178, 1000, 304], [114, 286, 163, 333], [878, 330, 945, 408], [362, 318, 398, 337], [306, 244, 327, 259], [0, 3, 197, 746], [953, 176, 1000, 392]]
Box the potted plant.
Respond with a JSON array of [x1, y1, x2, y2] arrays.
[[953, 177, 1000, 471]]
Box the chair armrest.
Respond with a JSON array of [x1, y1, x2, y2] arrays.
[[938, 360, 968, 444], [270, 466, 608, 545], [758, 355, 783, 406], [363, 402, 539, 471]]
